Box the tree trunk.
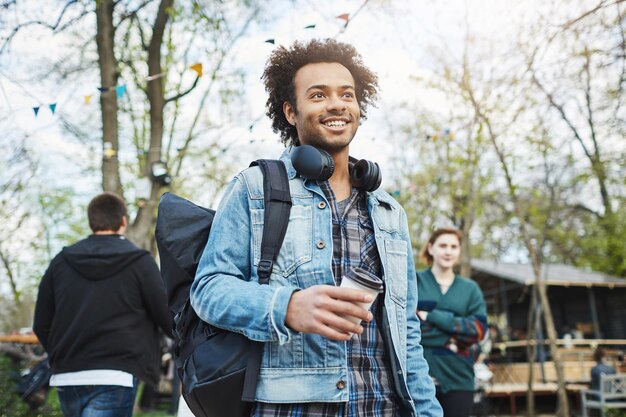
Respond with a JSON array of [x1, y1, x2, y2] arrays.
[[0, 248, 22, 306], [482, 117, 570, 417], [127, 0, 174, 250], [535, 272, 570, 417], [96, 0, 123, 196], [526, 285, 538, 417]]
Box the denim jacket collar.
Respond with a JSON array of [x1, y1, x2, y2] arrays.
[[279, 147, 395, 210]]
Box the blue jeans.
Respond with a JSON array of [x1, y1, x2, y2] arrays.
[[56, 380, 138, 417]]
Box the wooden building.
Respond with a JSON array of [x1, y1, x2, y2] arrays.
[[470, 259, 626, 341], [469, 260, 626, 415]]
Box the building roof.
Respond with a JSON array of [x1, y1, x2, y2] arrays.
[[471, 259, 626, 288]]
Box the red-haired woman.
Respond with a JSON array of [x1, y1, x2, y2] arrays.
[[416, 228, 487, 417]]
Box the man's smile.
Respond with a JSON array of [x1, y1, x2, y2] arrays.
[[321, 117, 350, 130]]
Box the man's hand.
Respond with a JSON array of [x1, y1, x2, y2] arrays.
[[285, 285, 373, 341]]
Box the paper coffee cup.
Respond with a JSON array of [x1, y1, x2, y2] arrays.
[[339, 267, 384, 325]]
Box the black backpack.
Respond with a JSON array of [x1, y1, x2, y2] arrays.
[[16, 357, 52, 408], [155, 159, 292, 417]]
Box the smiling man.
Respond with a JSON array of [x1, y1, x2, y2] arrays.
[[190, 38, 442, 417]]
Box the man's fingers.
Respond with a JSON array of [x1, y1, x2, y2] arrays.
[[323, 285, 373, 303], [321, 312, 364, 335], [316, 326, 353, 341], [312, 312, 363, 341], [323, 298, 372, 323]]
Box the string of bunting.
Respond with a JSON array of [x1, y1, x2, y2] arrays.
[[23, 9, 361, 161], [264, 14, 350, 44], [30, 63, 204, 117], [25, 11, 354, 119]]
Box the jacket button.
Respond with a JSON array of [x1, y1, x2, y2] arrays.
[[316, 240, 326, 249], [336, 380, 346, 390], [317, 201, 327, 209]]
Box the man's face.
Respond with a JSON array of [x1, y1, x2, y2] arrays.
[[283, 62, 360, 152]]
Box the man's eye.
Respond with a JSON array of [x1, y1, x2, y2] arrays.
[[311, 92, 324, 99], [343, 92, 355, 98]]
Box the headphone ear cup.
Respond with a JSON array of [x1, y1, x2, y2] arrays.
[[351, 159, 382, 192], [290, 145, 335, 181]]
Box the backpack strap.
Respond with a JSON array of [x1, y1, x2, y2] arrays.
[[242, 158, 292, 402], [253, 159, 292, 285]]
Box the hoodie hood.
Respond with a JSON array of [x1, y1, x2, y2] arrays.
[[61, 234, 148, 280]]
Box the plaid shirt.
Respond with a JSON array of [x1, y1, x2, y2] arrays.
[[253, 183, 397, 417]]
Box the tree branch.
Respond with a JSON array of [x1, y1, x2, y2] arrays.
[[582, 48, 600, 156], [1, 0, 83, 54], [613, 1, 626, 122], [560, 0, 625, 31], [164, 75, 199, 103], [117, 0, 154, 24], [568, 203, 603, 219], [0, 244, 21, 305], [531, 70, 595, 163], [174, 6, 260, 177]]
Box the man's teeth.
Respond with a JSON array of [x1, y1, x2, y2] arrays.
[[325, 120, 346, 127]]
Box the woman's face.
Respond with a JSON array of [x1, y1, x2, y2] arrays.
[[428, 233, 461, 270]]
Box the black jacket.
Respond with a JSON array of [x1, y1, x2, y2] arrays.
[[33, 234, 173, 386]]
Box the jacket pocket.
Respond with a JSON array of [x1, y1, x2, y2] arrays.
[[384, 239, 408, 307], [252, 205, 313, 276]]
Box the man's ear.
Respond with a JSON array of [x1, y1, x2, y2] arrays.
[[283, 101, 296, 126], [118, 215, 128, 233]]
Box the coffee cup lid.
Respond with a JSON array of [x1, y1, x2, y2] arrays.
[[345, 267, 384, 292]]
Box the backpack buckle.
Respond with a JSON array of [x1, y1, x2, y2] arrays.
[[258, 259, 273, 277]]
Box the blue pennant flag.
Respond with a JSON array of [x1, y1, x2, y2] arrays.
[[98, 87, 109, 93], [33, 106, 40, 117], [116, 84, 127, 98], [49, 103, 57, 114]]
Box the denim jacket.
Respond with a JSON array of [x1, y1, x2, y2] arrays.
[[191, 149, 442, 417]]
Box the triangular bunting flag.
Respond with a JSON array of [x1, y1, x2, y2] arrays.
[[49, 103, 57, 114], [84, 95, 93, 105], [33, 106, 40, 117], [116, 84, 127, 98], [190, 63, 203, 77], [304, 24, 316, 29], [336, 13, 349, 22], [98, 87, 109, 93], [264, 39, 275, 44]]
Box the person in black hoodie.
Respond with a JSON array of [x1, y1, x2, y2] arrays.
[[33, 192, 172, 417]]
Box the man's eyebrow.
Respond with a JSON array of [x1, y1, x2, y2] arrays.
[[305, 84, 355, 92]]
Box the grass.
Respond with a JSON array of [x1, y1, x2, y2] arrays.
[[135, 410, 173, 417]]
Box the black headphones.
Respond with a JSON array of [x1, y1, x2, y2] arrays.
[[290, 145, 382, 192]]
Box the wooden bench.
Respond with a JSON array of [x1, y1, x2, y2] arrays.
[[581, 373, 626, 417]]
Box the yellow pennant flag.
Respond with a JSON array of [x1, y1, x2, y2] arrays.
[[190, 63, 203, 77], [84, 95, 93, 105]]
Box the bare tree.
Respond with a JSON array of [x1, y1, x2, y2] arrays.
[[2, 0, 267, 251], [526, 0, 626, 275]]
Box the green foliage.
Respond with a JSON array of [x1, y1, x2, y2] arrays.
[[38, 189, 90, 256], [136, 411, 172, 417], [606, 409, 626, 417], [0, 355, 62, 417]]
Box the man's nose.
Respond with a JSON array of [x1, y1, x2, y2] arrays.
[[326, 94, 346, 112]]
